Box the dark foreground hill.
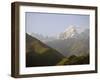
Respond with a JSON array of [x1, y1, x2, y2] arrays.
[[26, 33, 64, 67]]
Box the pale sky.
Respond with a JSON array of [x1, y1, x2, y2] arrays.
[[25, 12, 89, 36]]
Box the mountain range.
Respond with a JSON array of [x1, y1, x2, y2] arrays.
[[29, 26, 89, 56], [31, 25, 88, 41], [26, 33, 89, 67]]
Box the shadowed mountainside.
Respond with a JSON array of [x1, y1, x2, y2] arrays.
[[26, 33, 64, 67]]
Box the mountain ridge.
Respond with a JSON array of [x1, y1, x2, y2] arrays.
[[30, 25, 88, 41]]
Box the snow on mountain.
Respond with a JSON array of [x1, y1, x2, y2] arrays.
[[57, 25, 85, 40], [29, 25, 87, 42]]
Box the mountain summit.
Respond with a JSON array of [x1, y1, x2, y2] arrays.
[[57, 25, 79, 39]]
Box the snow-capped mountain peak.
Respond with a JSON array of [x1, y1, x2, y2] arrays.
[[64, 25, 76, 32], [57, 25, 79, 40]]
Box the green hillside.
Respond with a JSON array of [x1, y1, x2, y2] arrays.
[[65, 54, 89, 65], [56, 54, 89, 65], [26, 33, 64, 67]]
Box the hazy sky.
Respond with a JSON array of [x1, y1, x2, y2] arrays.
[[25, 12, 89, 36]]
